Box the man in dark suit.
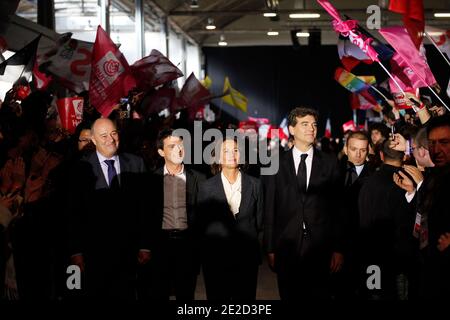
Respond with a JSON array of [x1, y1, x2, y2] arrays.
[[68, 118, 151, 299], [264, 107, 343, 300], [334, 131, 373, 298], [358, 139, 415, 300], [137, 128, 205, 300]]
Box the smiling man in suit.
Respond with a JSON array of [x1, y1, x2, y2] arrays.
[[68, 118, 151, 299], [264, 107, 343, 300]]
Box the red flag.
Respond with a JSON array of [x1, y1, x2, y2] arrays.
[[388, 0, 424, 49], [33, 61, 52, 90], [89, 26, 135, 117], [350, 92, 380, 111], [178, 73, 211, 119], [131, 49, 183, 91], [139, 87, 176, 116], [379, 26, 436, 88], [342, 120, 364, 132]]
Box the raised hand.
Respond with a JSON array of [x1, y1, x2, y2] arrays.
[[393, 171, 415, 193]]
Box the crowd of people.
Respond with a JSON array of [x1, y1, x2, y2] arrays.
[[0, 86, 449, 301]]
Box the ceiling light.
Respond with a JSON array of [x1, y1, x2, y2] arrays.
[[218, 34, 227, 46], [263, 12, 277, 17], [296, 32, 310, 37], [434, 13, 450, 18], [267, 31, 279, 36], [289, 13, 321, 19], [190, 0, 199, 8], [206, 18, 216, 30]]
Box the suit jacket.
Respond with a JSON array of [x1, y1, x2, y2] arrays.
[[68, 151, 150, 261], [338, 159, 373, 253], [151, 166, 205, 234], [264, 148, 342, 267], [197, 172, 264, 264], [358, 164, 415, 271]]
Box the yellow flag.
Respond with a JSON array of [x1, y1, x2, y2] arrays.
[[222, 77, 248, 113], [200, 75, 212, 89]]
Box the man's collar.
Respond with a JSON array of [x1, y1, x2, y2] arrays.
[[97, 151, 118, 163], [293, 145, 313, 157], [164, 164, 185, 176]]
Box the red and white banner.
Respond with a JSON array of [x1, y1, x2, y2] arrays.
[[39, 34, 93, 93], [57, 97, 83, 134]]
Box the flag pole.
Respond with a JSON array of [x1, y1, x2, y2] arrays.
[[427, 84, 450, 112], [424, 31, 450, 67], [377, 61, 407, 96], [369, 85, 391, 103]]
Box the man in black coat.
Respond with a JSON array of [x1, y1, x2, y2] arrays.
[[358, 139, 415, 300], [264, 107, 343, 300], [137, 128, 205, 300], [68, 118, 151, 299], [334, 131, 373, 298]]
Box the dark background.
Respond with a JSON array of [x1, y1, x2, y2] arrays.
[[203, 44, 450, 138]]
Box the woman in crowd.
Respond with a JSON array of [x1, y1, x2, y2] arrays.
[[197, 137, 263, 300]]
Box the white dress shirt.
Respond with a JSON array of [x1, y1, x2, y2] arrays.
[[355, 164, 364, 176], [221, 171, 242, 216], [292, 146, 314, 190], [96, 151, 121, 186]]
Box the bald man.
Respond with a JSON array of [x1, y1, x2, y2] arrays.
[[68, 118, 151, 299]]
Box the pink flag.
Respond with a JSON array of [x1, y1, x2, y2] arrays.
[[389, 53, 421, 93], [131, 49, 183, 91], [317, 0, 379, 62], [89, 26, 136, 117], [379, 26, 436, 88]]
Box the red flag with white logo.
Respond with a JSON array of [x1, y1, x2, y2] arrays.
[[89, 26, 135, 117]]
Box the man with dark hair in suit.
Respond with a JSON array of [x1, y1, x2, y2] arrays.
[[69, 118, 151, 299], [264, 107, 343, 300], [359, 139, 415, 300], [138, 128, 204, 300]]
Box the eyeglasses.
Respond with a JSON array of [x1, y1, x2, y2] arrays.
[[78, 139, 91, 143]]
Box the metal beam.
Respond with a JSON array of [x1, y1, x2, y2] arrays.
[[169, 8, 439, 16], [99, 0, 110, 34], [135, 0, 145, 58], [145, 0, 199, 46], [37, 0, 55, 30]]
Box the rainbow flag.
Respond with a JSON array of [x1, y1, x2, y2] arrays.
[[334, 67, 375, 93]]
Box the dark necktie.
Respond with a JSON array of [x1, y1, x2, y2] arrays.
[[104, 159, 117, 187], [345, 163, 358, 187], [297, 154, 308, 193]]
